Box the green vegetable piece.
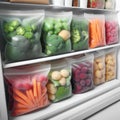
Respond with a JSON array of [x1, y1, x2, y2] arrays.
[[54, 22, 62, 30], [45, 35, 64, 55], [24, 25, 32, 32], [3, 23, 9, 33], [6, 32, 16, 41], [71, 29, 81, 43], [54, 28, 61, 35], [43, 18, 54, 32], [31, 24, 37, 32], [46, 45, 57, 53], [24, 32, 33, 39], [10, 20, 20, 29], [55, 86, 72, 102], [16, 26, 25, 35], [62, 22, 69, 30]]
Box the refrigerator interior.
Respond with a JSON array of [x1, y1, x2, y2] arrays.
[[0, 0, 120, 120]]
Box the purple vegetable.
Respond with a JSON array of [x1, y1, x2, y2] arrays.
[[86, 79, 92, 86], [80, 80, 86, 87], [80, 73, 87, 79]]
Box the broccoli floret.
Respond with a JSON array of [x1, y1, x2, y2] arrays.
[[24, 32, 33, 39], [16, 26, 25, 35], [71, 29, 81, 43], [10, 20, 20, 29], [24, 25, 32, 32], [31, 24, 37, 32], [3, 23, 10, 33]]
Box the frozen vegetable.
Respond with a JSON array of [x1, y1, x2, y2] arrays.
[[41, 12, 72, 56], [71, 17, 89, 51], [70, 54, 94, 94], [47, 59, 72, 102], [0, 10, 45, 63], [105, 48, 117, 81], [4, 63, 51, 116], [93, 51, 105, 85]]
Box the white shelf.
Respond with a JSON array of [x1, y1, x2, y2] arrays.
[[10, 79, 120, 120], [4, 44, 120, 68], [49, 86, 120, 120], [0, 2, 118, 13]]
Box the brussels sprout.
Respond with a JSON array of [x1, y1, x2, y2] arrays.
[[10, 20, 20, 29], [16, 26, 25, 35], [24, 32, 33, 39]]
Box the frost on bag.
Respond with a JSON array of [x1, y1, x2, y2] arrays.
[[93, 51, 105, 86], [4, 64, 50, 116], [0, 10, 45, 63], [84, 13, 106, 48], [47, 59, 72, 102], [70, 54, 94, 94], [71, 15, 89, 51], [105, 48, 117, 82], [105, 14, 119, 45], [41, 12, 72, 56]]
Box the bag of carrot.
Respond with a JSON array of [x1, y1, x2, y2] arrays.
[[4, 63, 51, 116], [84, 13, 106, 48]]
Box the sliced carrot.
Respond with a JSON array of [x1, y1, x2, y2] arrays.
[[13, 95, 29, 107], [33, 79, 37, 97], [13, 88, 34, 107]]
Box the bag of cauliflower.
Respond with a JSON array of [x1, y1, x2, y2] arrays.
[[47, 59, 72, 102]]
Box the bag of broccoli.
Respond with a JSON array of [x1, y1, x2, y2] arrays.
[[71, 15, 89, 51], [41, 11, 72, 56], [47, 59, 72, 102], [0, 10, 45, 63]]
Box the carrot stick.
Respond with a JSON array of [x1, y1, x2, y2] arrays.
[[13, 88, 34, 107], [33, 79, 37, 97], [26, 90, 35, 105], [15, 103, 28, 109], [12, 108, 29, 116], [13, 95, 29, 107], [28, 89, 37, 106]]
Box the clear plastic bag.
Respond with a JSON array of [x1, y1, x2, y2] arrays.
[[105, 48, 117, 82], [105, 14, 119, 45], [88, 0, 105, 9], [47, 59, 72, 102], [4, 63, 50, 116], [84, 13, 106, 48], [41, 12, 72, 56], [93, 51, 105, 85], [71, 15, 89, 51], [105, 0, 115, 9], [0, 10, 45, 63], [69, 54, 94, 94]]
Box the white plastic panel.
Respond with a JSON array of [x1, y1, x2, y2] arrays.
[[49, 87, 120, 120], [10, 80, 120, 120]]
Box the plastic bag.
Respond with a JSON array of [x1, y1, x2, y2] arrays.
[[41, 12, 72, 56], [84, 13, 106, 48], [93, 51, 105, 85], [4, 63, 50, 116], [0, 10, 45, 63], [71, 15, 89, 51], [47, 59, 72, 102], [105, 0, 115, 9], [70, 54, 94, 94], [88, 0, 105, 9], [105, 48, 117, 82], [105, 14, 119, 45]]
